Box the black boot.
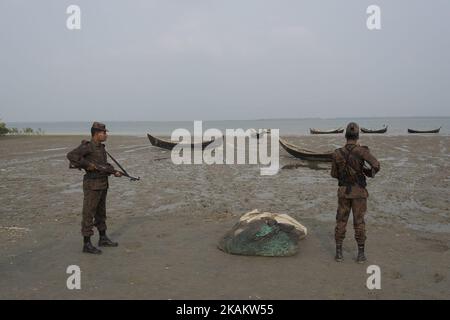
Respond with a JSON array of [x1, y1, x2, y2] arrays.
[[356, 244, 367, 263], [98, 232, 118, 247], [83, 237, 102, 254], [335, 244, 343, 262]]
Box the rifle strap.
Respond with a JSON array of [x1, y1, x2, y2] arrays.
[[339, 145, 357, 172], [338, 145, 357, 194]]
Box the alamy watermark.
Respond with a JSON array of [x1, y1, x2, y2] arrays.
[[66, 265, 81, 290], [170, 121, 279, 176], [366, 265, 381, 290], [367, 5, 381, 30], [66, 5, 81, 30], [66, 5, 381, 31]]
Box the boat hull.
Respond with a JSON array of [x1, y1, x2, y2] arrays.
[[147, 134, 215, 150], [407, 128, 441, 134], [361, 126, 388, 134], [279, 138, 333, 162], [310, 128, 344, 134]]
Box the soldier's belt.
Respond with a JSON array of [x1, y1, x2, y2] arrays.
[[84, 172, 109, 179]]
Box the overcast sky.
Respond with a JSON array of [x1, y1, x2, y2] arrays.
[[1, 0, 449, 121]]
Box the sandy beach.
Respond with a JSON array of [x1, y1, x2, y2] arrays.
[[0, 134, 449, 299]]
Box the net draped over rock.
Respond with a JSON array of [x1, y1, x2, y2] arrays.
[[218, 210, 307, 257]]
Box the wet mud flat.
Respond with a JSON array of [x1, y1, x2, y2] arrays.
[[0, 134, 449, 299]]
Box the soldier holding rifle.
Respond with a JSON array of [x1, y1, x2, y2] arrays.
[[67, 122, 122, 254]]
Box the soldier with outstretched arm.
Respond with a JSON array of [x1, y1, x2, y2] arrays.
[[331, 122, 380, 263], [67, 122, 122, 254]]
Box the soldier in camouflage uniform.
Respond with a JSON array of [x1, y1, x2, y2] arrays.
[[331, 122, 380, 263], [67, 122, 122, 254]]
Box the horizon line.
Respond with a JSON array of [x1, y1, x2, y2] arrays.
[[4, 115, 450, 123]]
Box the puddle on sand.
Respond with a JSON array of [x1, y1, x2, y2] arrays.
[[61, 189, 82, 194], [282, 161, 329, 171], [406, 222, 450, 234], [394, 146, 410, 153], [393, 158, 410, 167], [41, 147, 67, 152]]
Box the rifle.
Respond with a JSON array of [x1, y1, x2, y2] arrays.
[[362, 164, 376, 178], [70, 161, 119, 176], [106, 151, 140, 181]]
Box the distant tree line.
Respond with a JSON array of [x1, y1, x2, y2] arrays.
[[0, 119, 44, 136]]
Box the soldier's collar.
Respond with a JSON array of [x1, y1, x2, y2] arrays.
[[90, 138, 102, 147]]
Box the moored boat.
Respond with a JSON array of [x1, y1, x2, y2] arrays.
[[147, 133, 215, 150], [361, 126, 388, 134], [309, 128, 344, 134], [279, 138, 333, 162], [407, 127, 441, 134]]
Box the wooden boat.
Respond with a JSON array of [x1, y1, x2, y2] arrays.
[[147, 133, 215, 150], [279, 138, 333, 162], [407, 127, 441, 134], [309, 128, 344, 134], [361, 125, 388, 134]]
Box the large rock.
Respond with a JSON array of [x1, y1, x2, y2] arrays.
[[218, 209, 307, 257]]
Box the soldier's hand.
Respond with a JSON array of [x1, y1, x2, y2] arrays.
[[114, 171, 123, 177], [86, 163, 97, 171], [363, 167, 376, 178]]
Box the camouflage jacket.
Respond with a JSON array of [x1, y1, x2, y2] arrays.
[[331, 142, 380, 199], [67, 139, 116, 190]]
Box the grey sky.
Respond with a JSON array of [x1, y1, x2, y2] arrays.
[[1, 0, 449, 121]]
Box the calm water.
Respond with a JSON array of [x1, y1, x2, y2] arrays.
[[6, 117, 450, 136]]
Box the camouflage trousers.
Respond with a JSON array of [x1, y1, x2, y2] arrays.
[[335, 197, 367, 245], [81, 188, 108, 237]]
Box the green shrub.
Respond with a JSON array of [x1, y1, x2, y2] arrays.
[[0, 120, 9, 135]]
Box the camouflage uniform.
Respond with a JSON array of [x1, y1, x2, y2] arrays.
[[331, 142, 380, 246], [67, 139, 116, 237]]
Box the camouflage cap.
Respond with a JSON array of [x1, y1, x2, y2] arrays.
[[91, 122, 108, 132], [345, 122, 359, 138]]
